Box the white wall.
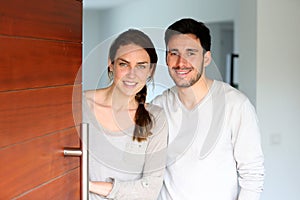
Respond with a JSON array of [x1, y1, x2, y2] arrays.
[[100, 0, 237, 38], [236, 0, 257, 105], [207, 22, 234, 83], [83, 9, 111, 90], [83, 9, 111, 58], [255, 0, 300, 199]]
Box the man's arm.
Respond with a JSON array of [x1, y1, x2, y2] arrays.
[[232, 99, 265, 200]]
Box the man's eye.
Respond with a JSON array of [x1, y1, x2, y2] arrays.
[[187, 52, 196, 56], [136, 65, 146, 69], [169, 51, 179, 56]]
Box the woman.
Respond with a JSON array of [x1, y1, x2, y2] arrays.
[[84, 29, 168, 200]]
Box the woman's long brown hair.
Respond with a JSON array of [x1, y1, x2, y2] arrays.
[[133, 85, 153, 142], [108, 29, 158, 142]]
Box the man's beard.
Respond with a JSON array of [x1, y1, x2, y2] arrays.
[[169, 64, 204, 88]]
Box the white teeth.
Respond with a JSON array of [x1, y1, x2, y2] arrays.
[[177, 71, 188, 74], [124, 81, 136, 86], [175, 70, 189, 75]]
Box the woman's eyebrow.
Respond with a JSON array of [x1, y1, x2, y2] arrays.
[[117, 58, 130, 63], [117, 58, 149, 65]]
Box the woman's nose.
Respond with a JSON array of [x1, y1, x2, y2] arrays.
[[126, 66, 136, 78]]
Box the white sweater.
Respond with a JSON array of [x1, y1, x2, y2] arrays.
[[84, 98, 168, 200], [152, 80, 264, 200]]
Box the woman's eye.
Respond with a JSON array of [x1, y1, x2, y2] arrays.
[[119, 62, 128, 67]]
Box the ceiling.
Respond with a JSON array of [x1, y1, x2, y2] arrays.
[[83, 0, 138, 9]]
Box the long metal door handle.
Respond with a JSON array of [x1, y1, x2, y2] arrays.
[[63, 123, 89, 200], [81, 123, 89, 200], [63, 148, 82, 157]]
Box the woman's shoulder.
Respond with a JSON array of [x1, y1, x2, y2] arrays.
[[145, 104, 168, 148], [83, 88, 107, 103], [146, 103, 165, 117], [146, 103, 167, 130], [84, 88, 105, 96]]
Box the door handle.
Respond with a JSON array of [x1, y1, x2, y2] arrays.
[[63, 148, 82, 156], [63, 123, 89, 200]]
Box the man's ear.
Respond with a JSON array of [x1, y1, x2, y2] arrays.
[[204, 51, 212, 67], [165, 50, 169, 66]]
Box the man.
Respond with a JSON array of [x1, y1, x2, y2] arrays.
[[152, 18, 264, 200]]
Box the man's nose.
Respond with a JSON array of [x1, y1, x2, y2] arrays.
[[176, 55, 188, 67]]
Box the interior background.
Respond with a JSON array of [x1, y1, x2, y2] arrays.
[[83, 0, 300, 199]]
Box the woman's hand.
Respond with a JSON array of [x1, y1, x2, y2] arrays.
[[89, 181, 113, 197]]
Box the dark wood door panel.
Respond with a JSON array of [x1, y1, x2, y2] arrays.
[[0, 0, 82, 42], [0, 0, 82, 198], [0, 127, 80, 199], [0, 36, 82, 91], [16, 169, 80, 200], [0, 85, 82, 148]]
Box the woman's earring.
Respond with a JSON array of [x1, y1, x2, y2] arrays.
[[108, 67, 114, 81], [146, 76, 152, 83]]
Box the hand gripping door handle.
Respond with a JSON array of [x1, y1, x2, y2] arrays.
[[64, 123, 89, 200]]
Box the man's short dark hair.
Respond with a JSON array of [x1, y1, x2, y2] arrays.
[[165, 18, 211, 52]]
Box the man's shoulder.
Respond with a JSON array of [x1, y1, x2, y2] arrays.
[[214, 81, 255, 111], [214, 81, 248, 102]]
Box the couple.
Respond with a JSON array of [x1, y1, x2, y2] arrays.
[[84, 18, 265, 200]]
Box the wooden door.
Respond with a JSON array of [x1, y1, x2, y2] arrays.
[[0, 0, 82, 199]]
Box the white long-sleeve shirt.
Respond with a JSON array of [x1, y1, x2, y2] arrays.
[[152, 80, 264, 200]]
